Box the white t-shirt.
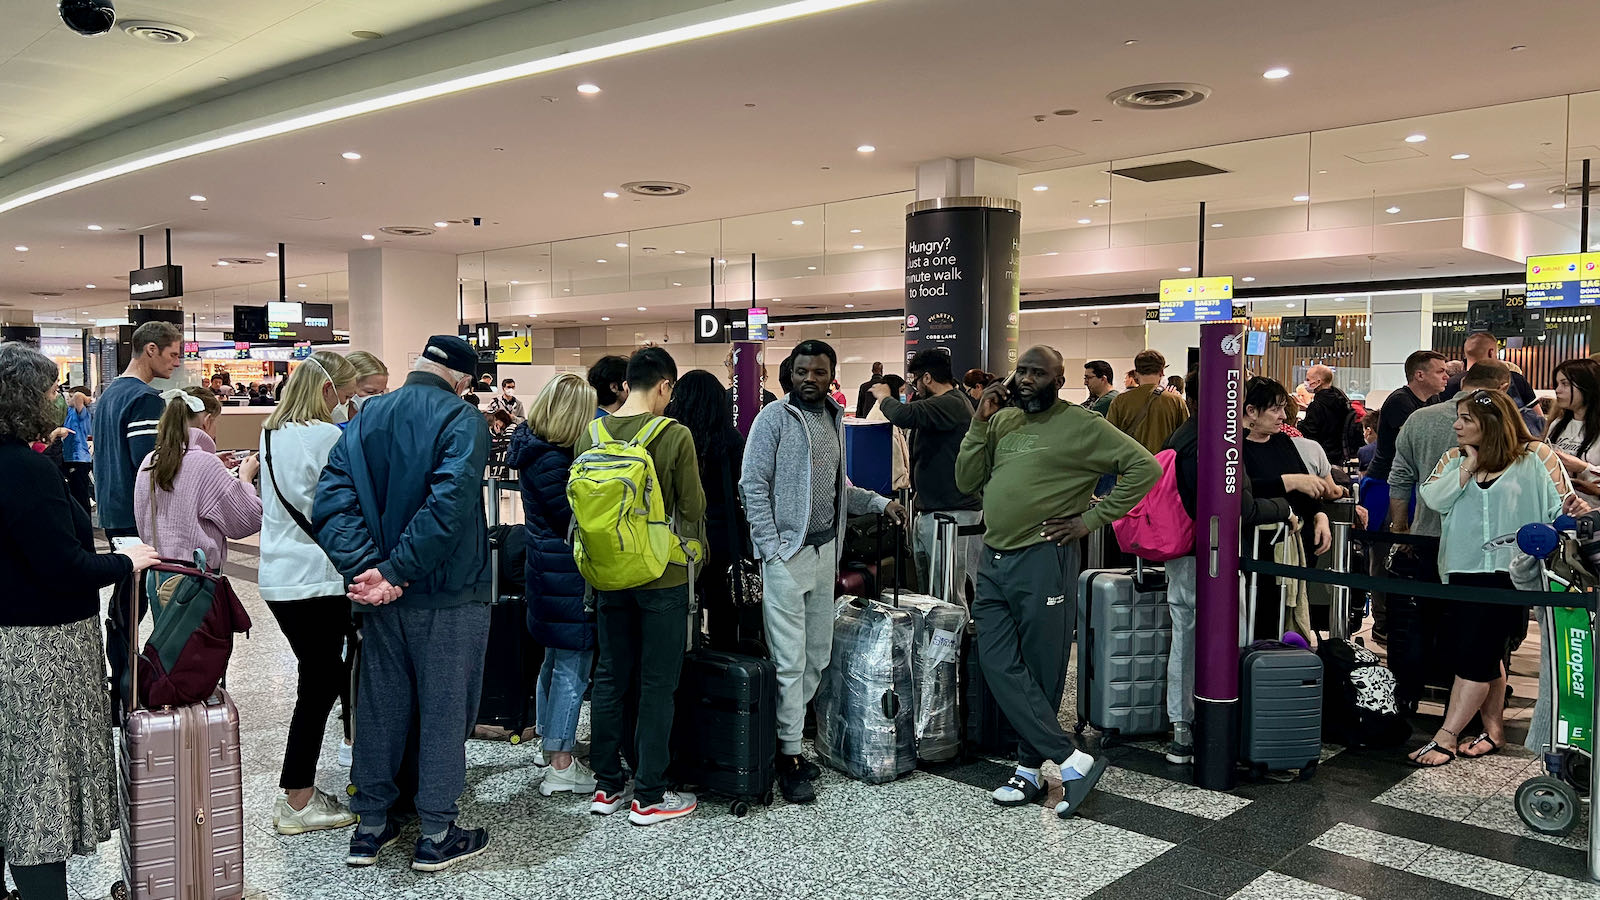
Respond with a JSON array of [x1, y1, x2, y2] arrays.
[[257, 422, 347, 602], [1548, 418, 1600, 481]]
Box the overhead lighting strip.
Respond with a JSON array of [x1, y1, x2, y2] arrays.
[[0, 0, 880, 216]]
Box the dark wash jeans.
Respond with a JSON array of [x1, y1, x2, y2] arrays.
[[590, 584, 689, 807]]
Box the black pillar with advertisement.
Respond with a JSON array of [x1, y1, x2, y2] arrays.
[[903, 197, 1021, 378]]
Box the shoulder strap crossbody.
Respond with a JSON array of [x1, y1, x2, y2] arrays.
[[264, 428, 319, 542], [1124, 385, 1163, 436]]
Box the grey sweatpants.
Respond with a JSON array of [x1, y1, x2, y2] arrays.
[[762, 540, 838, 755], [972, 540, 1081, 768], [350, 602, 491, 835]]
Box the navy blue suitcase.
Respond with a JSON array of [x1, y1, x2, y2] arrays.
[[670, 649, 778, 816]]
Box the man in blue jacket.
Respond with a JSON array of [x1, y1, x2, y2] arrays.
[[313, 335, 493, 873]]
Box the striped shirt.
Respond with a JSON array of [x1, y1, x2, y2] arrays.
[[91, 375, 164, 530]]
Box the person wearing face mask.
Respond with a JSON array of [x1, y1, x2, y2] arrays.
[[346, 350, 390, 418], [486, 378, 525, 423], [257, 351, 362, 836], [955, 345, 1158, 819], [133, 387, 263, 571], [312, 335, 493, 871]]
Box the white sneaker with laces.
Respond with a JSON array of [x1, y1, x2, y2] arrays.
[[274, 789, 359, 835], [628, 790, 697, 826], [540, 760, 597, 796]]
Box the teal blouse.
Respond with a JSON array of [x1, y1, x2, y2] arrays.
[[1419, 445, 1568, 583]]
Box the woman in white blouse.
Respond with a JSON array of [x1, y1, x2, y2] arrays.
[[1546, 358, 1600, 497]]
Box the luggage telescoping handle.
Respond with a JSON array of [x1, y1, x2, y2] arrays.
[[932, 513, 956, 604]]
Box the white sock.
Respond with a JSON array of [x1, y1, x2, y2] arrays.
[[1015, 767, 1041, 787], [1062, 750, 1095, 781]]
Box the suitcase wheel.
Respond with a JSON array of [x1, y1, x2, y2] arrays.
[[347, 783, 357, 797], [761, 787, 775, 807], [509, 733, 523, 745], [111, 882, 129, 900], [1299, 760, 1318, 781], [731, 799, 751, 818]]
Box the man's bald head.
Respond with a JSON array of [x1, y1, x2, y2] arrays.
[[1307, 364, 1333, 390], [1464, 332, 1499, 363], [1019, 345, 1064, 377]]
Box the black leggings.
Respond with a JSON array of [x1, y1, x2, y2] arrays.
[[267, 596, 355, 791], [0, 847, 67, 900]]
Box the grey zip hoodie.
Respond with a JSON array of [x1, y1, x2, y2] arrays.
[[740, 393, 889, 563]]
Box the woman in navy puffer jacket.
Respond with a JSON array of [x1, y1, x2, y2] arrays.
[[505, 373, 598, 797]]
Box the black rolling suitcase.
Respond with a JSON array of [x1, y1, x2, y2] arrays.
[[670, 649, 778, 816], [963, 632, 1018, 758], [474, 477, 542, 742]]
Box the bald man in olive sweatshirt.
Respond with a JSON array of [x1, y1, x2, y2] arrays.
[[956, 345, 1159, 820]]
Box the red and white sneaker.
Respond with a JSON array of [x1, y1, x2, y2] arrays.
[[590, 786, 632, 816], [628, 790, 697, 826]]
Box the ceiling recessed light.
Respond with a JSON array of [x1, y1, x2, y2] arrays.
[[1123, 39, 1138, 46], [615, 242, 629, 249], [1403, 134, 1426, 143], [671, 282, 682, 287], [1510, 44, 1526, 51], [84, 284, 95, 289], [1450, 153, 1470, 160], [341, 151, 362, 160], [1554, 202, 1567, 209], [852, 244, 864, 250], [844, 303, 855, 308], [1262, 67, 1291, 80], [791, 219, 805, 226], [1094, 198, 1110, 204], [266, 251, 278, 257], [216, 260, 230, 266], [1077, 218, 1092, 225], [673, 249, 686, 254], [1385, 206, 1401, 214], [564, 288, 571, 292], [1507, 182, 1526, 190], [1211, 222, 1223, 228], [602, 191, 620, 199], [297, 283, 307, 288], [772, 297, 783, 302], [1178, 266, 1193, 273], [189, 194, 206, 202], [849, 228, 862, 234], [361, 234, 375, 240], [636, 306, 647, 311], [509, 280, 520, 285], [1285, 303, 1296, 308], [1242, 276, 1256, 282], [1043, 251, 1059, 256], [434, 221, 449, 228], [577, 83, 602, 94], [1335, 297, 1346, 302], [1031, 185, 1048, 192], [807, 265, 817, 270], [596, 258, 607, 263], [856, 144, 875, 153], [1293, 194, 1310, 202], [601, 316, 611, 321], [86, 224, 102, 231]]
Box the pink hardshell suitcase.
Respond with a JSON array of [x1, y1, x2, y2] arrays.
[[111, 588, 245, 899]]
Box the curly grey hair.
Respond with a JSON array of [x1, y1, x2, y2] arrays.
[[0, 341, 60, 442]]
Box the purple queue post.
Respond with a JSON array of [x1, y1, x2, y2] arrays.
[[1194, 321, 1246, 790], [731, 341, 762, 438]]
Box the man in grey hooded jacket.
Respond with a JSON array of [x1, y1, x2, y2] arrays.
[[741, 341, 907, 804]]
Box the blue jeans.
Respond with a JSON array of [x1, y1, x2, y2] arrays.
[[537, 647, 592, 754]]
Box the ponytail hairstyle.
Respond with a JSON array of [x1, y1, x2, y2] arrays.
[[147, 387, 220, 492]]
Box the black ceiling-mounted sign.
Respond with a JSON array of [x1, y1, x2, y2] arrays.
[[128, 264, 183, 302], [695, 309, 731, 343]]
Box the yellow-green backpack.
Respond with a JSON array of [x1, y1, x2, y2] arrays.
[[567, 416, 699, 591]]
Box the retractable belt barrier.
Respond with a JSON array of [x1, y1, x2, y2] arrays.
[[1239, 557, 1598, 612]]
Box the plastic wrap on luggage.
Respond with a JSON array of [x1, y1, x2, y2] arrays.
[[815, 596, 917, 783], [882, 591, 968, 762]]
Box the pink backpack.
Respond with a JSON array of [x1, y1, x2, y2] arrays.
[[1111, 448, 1194, 562]]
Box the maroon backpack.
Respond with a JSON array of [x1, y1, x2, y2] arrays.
[[132, 551, 252, 709]]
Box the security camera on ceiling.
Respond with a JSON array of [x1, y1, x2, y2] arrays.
[[59, 0, 115, 35]]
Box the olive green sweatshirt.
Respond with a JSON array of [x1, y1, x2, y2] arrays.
[[574, 412, 706, 590], [955, 400, 1159, 551]]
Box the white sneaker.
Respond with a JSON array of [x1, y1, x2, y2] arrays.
[[274, 789, 359, 835], [628, 790, 697, 826], [590, 786, 632, 816], [338, 742, 353, 768], [531, 739, 548, 768], [540, 760, 597, 797]]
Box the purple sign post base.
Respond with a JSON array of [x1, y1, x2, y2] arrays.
[[1194, 321, 1246, 790], [730, 341, 762, 438]]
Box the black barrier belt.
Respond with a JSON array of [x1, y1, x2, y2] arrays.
[[1344, 530, 1439, 548], [1240, 557, 1597, 612]]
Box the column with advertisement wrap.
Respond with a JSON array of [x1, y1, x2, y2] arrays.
[[903, 198, 1021, 378], [730, 341, 762, 438], [1194, 321, 1246, 791]]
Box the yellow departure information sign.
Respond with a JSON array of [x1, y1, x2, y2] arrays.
[[1158, 276, 1234, 322], [1526, 253, 1600, 308]]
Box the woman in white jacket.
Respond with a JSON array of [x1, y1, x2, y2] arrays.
[[258, 351, 360, 835]]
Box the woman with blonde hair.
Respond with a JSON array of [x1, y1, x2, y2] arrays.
[[258, 351, 362, 834], [346, 350, 390, 407], [505, 373, 600, 795], [134, 387, 262, 569]]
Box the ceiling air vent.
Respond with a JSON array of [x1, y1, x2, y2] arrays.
[[30, 291, 64, 298], [379, 225, 437, 237], [1106, 83, 1211, 111], [1111, 160, 1229, 182], [219, 257, 265, 266], [121, 21, 196, 44], [622, 181, 691, 197]]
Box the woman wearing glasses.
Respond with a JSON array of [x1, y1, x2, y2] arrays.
[[1408, 389, 1578, 767]]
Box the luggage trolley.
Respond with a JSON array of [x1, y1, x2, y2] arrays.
[[1495, 517, 1599, 840]]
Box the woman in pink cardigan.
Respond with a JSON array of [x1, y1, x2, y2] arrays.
[[135, 387, 262, 568]]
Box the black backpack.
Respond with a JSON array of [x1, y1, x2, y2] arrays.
[[1318, 637, 1410, 748]]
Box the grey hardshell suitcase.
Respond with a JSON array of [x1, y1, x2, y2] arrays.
[[1075, 561, 1172, 740], [1240, 649, 1323, 778], [112, 580, 246, 900]]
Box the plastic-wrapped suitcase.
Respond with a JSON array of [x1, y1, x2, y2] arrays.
[[815, 595, 918, 783], [670, 649, 778, 816], [882, 591, 969, 763], [1075, 560, 1172, 740]]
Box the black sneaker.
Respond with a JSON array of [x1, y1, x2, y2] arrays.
[[792, 754, 822, 782], [1165, 738, 1195, 765], [410, 824, 489, 872], [778, 769, 816, 804], [346, 819, 403, 867]]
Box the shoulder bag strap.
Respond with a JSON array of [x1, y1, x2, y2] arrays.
[[264, 429, 319, 542], [1125, 385, 1162, 437]]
